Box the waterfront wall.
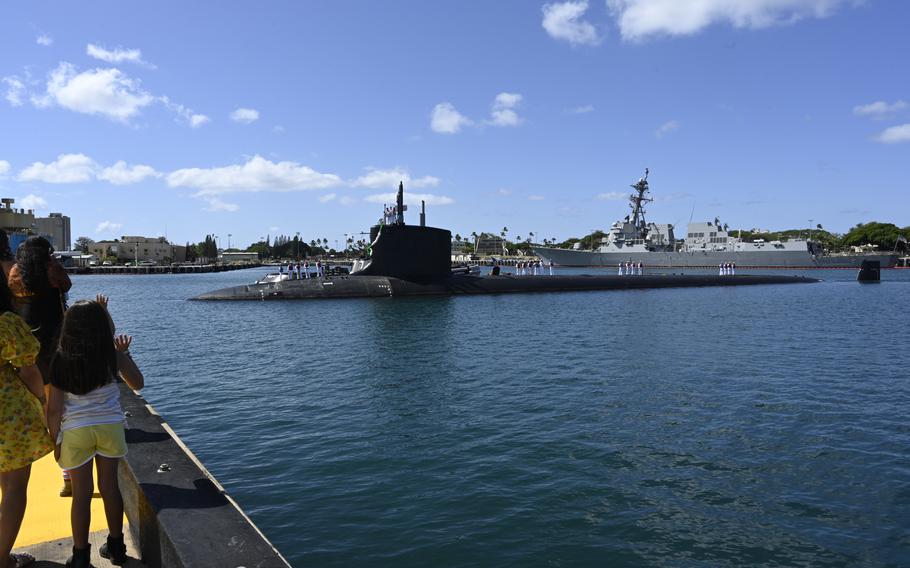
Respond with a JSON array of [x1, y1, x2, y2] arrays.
[[118, 384, 290, 567], [66, 262, 262, 275]]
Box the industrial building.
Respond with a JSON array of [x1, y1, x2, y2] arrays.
[[0, 197, 72, 252]]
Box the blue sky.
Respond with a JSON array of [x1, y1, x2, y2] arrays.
[[1, 0, 908, 249]]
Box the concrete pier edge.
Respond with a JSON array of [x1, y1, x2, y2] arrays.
[[118, 384, 291, 568]]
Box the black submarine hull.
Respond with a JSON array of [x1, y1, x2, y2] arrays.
[[192, 273, 817, 301]]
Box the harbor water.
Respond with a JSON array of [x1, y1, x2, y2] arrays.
[[70, 268, 910, 567]]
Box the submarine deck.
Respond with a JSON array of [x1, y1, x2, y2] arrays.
[[193, 273, 819, 300]]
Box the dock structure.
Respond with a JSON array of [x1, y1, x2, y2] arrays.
[[65, 262, 262, 276], [11, 385, 290, 568]]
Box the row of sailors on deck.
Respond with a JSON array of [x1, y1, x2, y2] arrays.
[[279, 260, 326, 279], [720, 262, 736, 276], [619, 261, 643, 276], [515, 260, 554, 276]]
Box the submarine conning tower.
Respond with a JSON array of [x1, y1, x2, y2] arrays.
[[356, 181, 452, 282]]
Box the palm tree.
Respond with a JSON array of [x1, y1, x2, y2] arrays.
[[528, 231, 535, 243], [470, 231, 478, 253]]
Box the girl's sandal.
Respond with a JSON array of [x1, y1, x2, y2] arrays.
[[9, 553, 36, 568]]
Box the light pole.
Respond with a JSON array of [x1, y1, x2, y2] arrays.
[[295, 232, 300, 259], [228, 233, 232, 250], [808, 219, 814, 242]]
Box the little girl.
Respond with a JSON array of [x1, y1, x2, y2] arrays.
[[47, 298, 144, 568]]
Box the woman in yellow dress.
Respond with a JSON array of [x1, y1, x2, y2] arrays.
[[0, 273, 52, 568]]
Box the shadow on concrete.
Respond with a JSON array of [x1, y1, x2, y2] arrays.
[[139, 478, 229, 510]]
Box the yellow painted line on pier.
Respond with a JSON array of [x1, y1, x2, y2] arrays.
[[12, 453, 117, 547]]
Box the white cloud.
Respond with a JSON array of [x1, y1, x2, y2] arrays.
[[166, 155, 342, 196], [203, 197, 239, 212], [17, 153, 97, 184], [96, 221, 123, 234], [853, 100, 907, 118], [608, 0, 851, 41], [230, 107, 260, 124], [190, 114, 210, 128], [567, 104, 594, 114], [528, 195, 545, 201], [86, 44, 150, 66], [656, 119, 680, 139], [873, 124, 910, 144], [364, 192, 455, 206], [430, 102, 471, 134], [273, 125, 286, 133], [597, 191, 627, 200], [97, 161, 160, 185], [542, 1, 602, 46], [20, 194, 48, 210], [319, 193, 337, 203], [339, 196, 358, 206], [497, 188, 513, 196], [2, 77, 26, 106], [0, 160, 9, 177], [36, 34, 53, 47], [34, 62, 154, 122], [489, 92, 524, 127], [351, 167, 440, 189]]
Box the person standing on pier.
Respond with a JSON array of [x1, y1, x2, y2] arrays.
[[47, 298, 145, 568], [304, 260, 310, 278], [0, 230, 15, 279], [8, 237, 71, 383], [0, 273, 52, 568]]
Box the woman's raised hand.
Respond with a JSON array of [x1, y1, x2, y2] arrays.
[[95, 294, 109, 310]]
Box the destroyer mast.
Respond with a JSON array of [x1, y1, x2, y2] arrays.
[[628, 168, 653, 235]]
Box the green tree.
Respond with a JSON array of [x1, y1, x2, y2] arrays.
[[75, 236, 94, 253]]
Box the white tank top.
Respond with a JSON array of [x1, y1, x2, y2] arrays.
[[61, 381, 124, 431]]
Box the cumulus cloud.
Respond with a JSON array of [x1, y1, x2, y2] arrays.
[[20, 194, 48, 210], [853, 100, 907, 118], [0, 160, 9, 177], [655, 119, 680, 139], [2, 77, 26, 106], [608, 0, 852, 41], [364, 193, 455, 206], [96, 221, 123, 234], [351, 167, 440, 189], [542, 1, 602, 46], [597, 191, 627, 200], [203, 197, 239, 212], [16, 154, 161, 185], [489, 92, 523, 127], [431, 102, 471, 134], [873, 124, 910, 144], [97, 161, 161, 185], [567, 104, 594, 114], [528, 195, 545, 201], [339, 196, 358, 206], [229, 107, 260, 124], [86, 44, 151, 67], [189, 114, 210, 128], [319, 193, 337, 203], [36, 34, 53, 47], [17, 153, 97, 184], [32, 62, 155, 122], [166, 155, 342, 196]]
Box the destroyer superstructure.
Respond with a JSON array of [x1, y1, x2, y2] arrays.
[[532, 171, 898, 268]]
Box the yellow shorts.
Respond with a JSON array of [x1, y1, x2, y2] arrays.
[[57, 423, 127, 470]]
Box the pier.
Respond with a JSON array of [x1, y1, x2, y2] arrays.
[[11, 384, 290, 568], [65, 262, 262, 276]]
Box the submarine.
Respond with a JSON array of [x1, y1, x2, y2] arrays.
[[193, 182, 818, 301]]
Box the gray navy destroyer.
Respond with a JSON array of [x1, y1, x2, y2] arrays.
[[532, 170, 898, 269]]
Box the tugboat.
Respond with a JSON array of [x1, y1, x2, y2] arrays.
[[192, 182, 817, 301]]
